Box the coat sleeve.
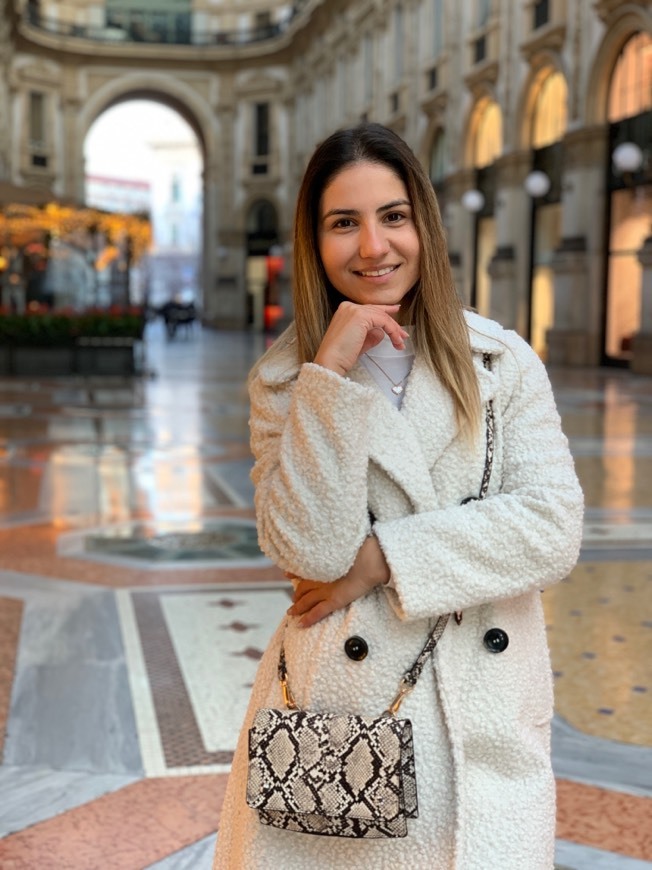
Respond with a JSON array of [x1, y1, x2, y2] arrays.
[[374, 336, 584, 621], [250, 362, 378, 580]]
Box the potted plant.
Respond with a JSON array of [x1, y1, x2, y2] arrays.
[[0, 305, 145, 375]]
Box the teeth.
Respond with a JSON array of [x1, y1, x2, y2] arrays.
[[358, 266, 396, 277]]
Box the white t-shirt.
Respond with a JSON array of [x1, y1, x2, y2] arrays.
[[359, 330, 415, 409]]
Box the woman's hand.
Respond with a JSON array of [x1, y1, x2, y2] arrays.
[[286, 535, 390, 628], [313, 301, 409, 377]]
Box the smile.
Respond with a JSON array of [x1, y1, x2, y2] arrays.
[[355, 265, 399, 278]]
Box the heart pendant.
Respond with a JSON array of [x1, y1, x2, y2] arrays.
[[391, 385, 403, 395]]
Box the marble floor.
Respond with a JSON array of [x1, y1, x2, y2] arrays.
[[0, 321, 651, 869]]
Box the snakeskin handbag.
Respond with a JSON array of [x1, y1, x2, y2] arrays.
[[246, 614, 448, 838], [246, 354, 495, 839]]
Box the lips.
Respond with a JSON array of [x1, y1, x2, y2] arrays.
[[354, 265, 399, 277]]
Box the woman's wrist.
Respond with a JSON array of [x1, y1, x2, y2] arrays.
[[313, 351, 347, 377]]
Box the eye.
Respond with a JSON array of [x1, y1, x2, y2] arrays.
[[332, 217, 356, 229], [384, 211, 406, 223]]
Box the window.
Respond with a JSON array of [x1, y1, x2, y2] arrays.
[[254, 103, 270, 156], [533, 0, 549, 29], [608, 32, 652, 123], [433, 0, 443, 57], [476, 0, 491, 28], [473, 100, 502, 168], [29, 91, 45, 150], [474, 35, 486, 64], [532, 72, 568, 148]]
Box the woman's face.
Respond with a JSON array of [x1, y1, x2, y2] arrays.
[[317, 161, 420, 313]]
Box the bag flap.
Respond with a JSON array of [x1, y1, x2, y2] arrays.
[[247, 708, 413, 823]]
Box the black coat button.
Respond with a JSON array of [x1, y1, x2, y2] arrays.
[[344, 636, 368, 661], [483, 628, 509, 653]]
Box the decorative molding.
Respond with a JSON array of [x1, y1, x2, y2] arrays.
[[234, 75, 284, 98], [593, 0, 641, 25], [420, 88, 448, 117], [494, 150, 533, 186], [519, 22, 567, 64], [562, 125, 609, 169], [464, 60, 499, 95]]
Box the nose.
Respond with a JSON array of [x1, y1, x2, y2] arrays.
[[359, 222, 390, 259]]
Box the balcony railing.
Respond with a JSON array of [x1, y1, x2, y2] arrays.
[[23, 2, 311, 47]]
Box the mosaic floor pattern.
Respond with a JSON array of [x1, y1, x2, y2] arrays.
[[0, 323, 651, 869]]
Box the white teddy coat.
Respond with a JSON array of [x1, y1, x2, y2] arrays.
[[213, 311, 584, 870]]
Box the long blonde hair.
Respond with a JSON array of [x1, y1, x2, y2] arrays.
[[292, 123, 481, 439]]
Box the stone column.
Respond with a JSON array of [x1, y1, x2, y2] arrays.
[[547, 236, 594, 367], [631, 235, 652, 375], [201, 158, 218, 323], [487, 151, 532, 334], [211, 102, 247, 329], [487, 246, 518, 329], [547, 126, 607, 366], [443, 168, 477, 305]]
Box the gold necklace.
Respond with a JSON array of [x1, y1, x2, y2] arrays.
[[364, 353, 409, 395]]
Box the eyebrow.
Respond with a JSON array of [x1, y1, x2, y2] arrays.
[[321, 199, 411, 222]]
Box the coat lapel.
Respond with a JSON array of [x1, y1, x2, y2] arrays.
[[260, 314, 507, 514]]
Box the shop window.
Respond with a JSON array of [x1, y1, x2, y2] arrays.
[[605, 187, 652, 359]]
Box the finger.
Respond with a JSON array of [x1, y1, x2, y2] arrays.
[[298, 599, 337, 629], [364, 307, 409, 341], [292, 580, 321, 604], [289, 587, 327, 616]]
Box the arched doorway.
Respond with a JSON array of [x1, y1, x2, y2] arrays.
[[77, 75, 215, 319], [603, 31, 652, 364], [84, 100, 203, 314], [245, 199, 280, 330]]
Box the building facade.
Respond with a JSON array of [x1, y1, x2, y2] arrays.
[[1, 0, 651, 368]]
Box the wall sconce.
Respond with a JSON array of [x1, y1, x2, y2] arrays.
[[612, 142, 644, 174], [461, 189, 485, 213], [524, 170, 551, 198]]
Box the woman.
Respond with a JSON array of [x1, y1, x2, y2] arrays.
[[213, 123, 583, 869]]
